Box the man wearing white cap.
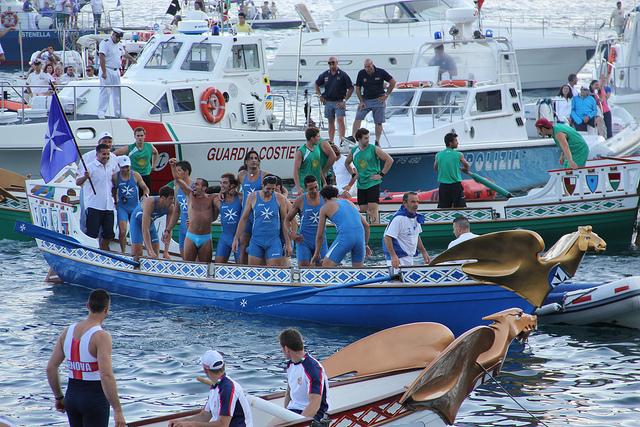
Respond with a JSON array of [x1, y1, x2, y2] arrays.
[[169, 350, 253, 427], [112, 155, 149, 254], [97, 28, 136, 119]]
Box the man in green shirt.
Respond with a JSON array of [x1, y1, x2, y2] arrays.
[[292, 127, 337, 195], [534, 118, 589, 169], [344, 127, 394, 223], [434, 132, 470, 208], [114, 127, 159, 192]]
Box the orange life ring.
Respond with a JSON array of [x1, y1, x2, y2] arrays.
[[397, 81, 433, 89], [438, 79, 474, 88], [137, 31, 153, 42], [607, 46, 617, 76], [0, 11, 18, 28], [200, 87, 226, 124]]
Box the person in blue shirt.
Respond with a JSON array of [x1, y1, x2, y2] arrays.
[[315, 56, 354, 145], [312, 186, 371, 267], [279, 328, 329, 423], [232, 174, 291, 266], [286, 175, 328, 267], [214, 173, 243, 263], [130, 186, 176, 259], [166, 160, 192, 258], [112, 156, 149, 254], [571, 86, 599, 132]]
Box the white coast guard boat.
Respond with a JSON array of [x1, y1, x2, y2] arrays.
[[270, 0, 596, 90], [0, 21, 308, 190]]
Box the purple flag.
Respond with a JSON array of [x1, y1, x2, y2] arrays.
[[40, 94, 78, 182]]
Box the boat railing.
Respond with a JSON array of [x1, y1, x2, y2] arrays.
[[385, 102, 465, 135], [0, 82, 163, 125]]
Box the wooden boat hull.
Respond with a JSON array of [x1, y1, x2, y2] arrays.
[[40, 242, 534, 336]]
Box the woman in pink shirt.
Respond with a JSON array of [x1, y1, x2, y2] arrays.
[[590, 78, 612, 138]]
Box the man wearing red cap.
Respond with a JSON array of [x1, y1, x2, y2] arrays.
[[535, 118, 589, 169]]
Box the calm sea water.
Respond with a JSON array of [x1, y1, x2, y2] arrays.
[[1, 240, 639, 426], [2, 0, 640, 425]]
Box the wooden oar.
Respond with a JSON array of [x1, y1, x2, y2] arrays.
[[14, 221, 140, 268], [464, 171, 513, 198], [0, 187, 19, 202], [235, 274, 400, 310]]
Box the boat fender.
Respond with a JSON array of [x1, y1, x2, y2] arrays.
[[200, 87, 226, 124], [438, 79, 474, 88], [535, 303, 562, 316], [0, 11, 18, 28], [247, 395, 305, 422]]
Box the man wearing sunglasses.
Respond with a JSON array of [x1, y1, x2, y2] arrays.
[[97, 28, 136, 119], [169, 350, 253, 427], [315, 57, 354, 145]]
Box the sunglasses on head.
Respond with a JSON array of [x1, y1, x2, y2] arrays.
[[263, 175, 278, 184]]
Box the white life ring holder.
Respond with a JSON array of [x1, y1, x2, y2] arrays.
[[0, 11, 19, 28]]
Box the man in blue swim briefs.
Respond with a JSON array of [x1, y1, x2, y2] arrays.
[[312, 186, 371, 267], [214, 173, 243, 263], [112, 156, 149, 254], [232, 174, 291, 266], [286, 175, 328, 267], [130, 186, 176, 259], [168, 165, 219, 262]]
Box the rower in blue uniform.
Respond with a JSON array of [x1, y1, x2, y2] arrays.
[[286, 175, 328, 267], [112, 156, 149, 254], [130, 186, 176, 259], [233, 175, 291, 266], [313, 185, 371, 267], [237, 150, 270, 264], [166, 160, 192, 258], [214, 173, 243, 263]]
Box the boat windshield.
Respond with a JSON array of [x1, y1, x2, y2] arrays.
[[346, 0, 458, 23], [181, 43, 223, 72], [145, 41, 183, 70], [416, 89, 467, 116], [386, 90, 416, 117]]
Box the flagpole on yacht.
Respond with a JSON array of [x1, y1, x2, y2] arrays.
[[293, 22, 304, 126], [50, 83, 97, 195]]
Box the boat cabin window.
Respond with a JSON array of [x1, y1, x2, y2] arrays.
[[416, 89, 467, 116], [346, 0, 453, 23], [386, 90, 415, 117], [181, 43, 222, 72], [145, 41, 183, 70], [473, 90, 503, 114], [172, 89, 196, 112], [150, 93, 170, 115], [226, 44, 261, 71]]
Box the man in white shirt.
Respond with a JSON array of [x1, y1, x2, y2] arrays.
[[97, 28, 136, 119], [447, 216, 478, 249], [383, 191, 430, 267], [59, 65, 78, 84], [76, 143, 119, 250], [26, 59, 54, 96], [610, 1, 626, 35], [90, 0, 103, 27]]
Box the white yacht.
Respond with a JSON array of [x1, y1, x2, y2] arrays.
[[355, 28, 640, 193], [269, 0, 596, 90], [0, 22, 308, 189]]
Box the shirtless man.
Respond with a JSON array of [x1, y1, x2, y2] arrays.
[[167, 159, 218, 262], [232, 175, 291, 266]]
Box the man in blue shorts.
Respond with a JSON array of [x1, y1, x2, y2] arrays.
[[112, 156, 149, 254], [130, 186, 176, 259], [315, 56, 354, 145], [214, 173, 243, 263], [351, 58, 396, 145], [232, 175, 291, 266], [169, 350, 253, 427], [280, 328, 329, 423], [312, 186, 371, 267], [286, 175, 327, 267]]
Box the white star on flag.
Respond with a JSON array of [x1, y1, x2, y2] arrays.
[[44, 120, 70, 162]]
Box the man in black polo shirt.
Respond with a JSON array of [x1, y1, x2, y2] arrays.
[[352, 58, 396, 146], [315, 56, 354, 145]]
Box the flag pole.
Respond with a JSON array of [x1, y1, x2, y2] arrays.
[[50, 82, 97, 195]]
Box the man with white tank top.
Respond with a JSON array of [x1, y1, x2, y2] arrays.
[[46, 289, 125, 427]]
